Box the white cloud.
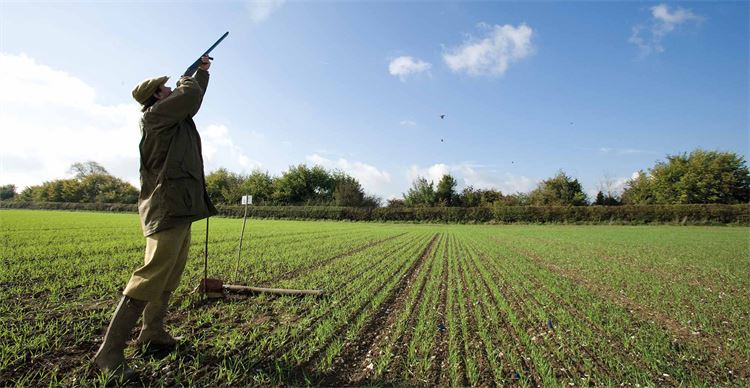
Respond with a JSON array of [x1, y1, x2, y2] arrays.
[[0, 52, 257, 191], [407, 162, 535, 194], [500, 173, 535, 194], [246, 0, 286, 24], [0, 52, 141, 189], [399, 120, 417, 128], [306, 153, 392, 195], [201, 124, 262, 174], [388, 56, 432, 81], [443, 23, 534, 77], [629, 3, 703, 56], [651, 3, 701, 25]]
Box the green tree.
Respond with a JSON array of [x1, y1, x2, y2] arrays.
[[435, 174, 458, 206], [621, 171, 654, 204], [332, 173, 365, 206], [361, 194, 382, 208], [386, 198, 405, 207], [529, 170, 588, 206], [594, 191, 605, 205], [272, 164, 335, 205], [310, 166, 335, 202], [459, 186, 505, 207], [16, 162, 137, 204], [459, 186, 481, 207], [403, 177, 435, 207], [205, 168, 243, 205], [479, 189, 504, 206], [0, 184, 17, 201], [240, 170, 274, 205], [502, 192, 530, 206], [80, 174, 138, 203], [652, 149, 749, 204], [622, 150, 749, 204]]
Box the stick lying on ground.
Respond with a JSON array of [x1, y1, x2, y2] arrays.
[[197, 277, 325, 298], [223, 284, 325, 297]]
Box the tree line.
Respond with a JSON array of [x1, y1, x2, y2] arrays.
[[2, 149, 747, 207], [4, 162, 138, 204]]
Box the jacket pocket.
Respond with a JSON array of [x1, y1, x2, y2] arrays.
[[165, 177, 202, 217]]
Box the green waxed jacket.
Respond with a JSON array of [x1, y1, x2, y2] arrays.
[[137, 68, 217, 236]]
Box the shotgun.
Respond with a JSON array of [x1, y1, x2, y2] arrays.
[[182, 31, 229, 77]]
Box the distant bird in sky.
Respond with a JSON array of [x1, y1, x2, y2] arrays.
[[570, 122, 574, 125], [440, 114, 446, 119], [440, 138, 444, 142]]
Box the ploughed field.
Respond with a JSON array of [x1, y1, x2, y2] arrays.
[[1, 209, 748, 386]]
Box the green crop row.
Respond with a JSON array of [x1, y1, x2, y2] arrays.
[[1, 210, 747, 386]]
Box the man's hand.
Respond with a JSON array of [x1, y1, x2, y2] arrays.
[[199, 55, 211, 71]]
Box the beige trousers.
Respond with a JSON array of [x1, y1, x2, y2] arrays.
[[123, 223, 191, 302]]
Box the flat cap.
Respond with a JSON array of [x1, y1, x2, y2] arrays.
[[132, 76, 169, 105]]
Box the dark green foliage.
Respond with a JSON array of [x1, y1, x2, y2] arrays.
[[242, 170, 274, 205], [622, 150, 750, 204], [386, 198, 406, 207], [272, 164, 334, 205], [79, 173, 138, 203], [621, 170, 654, 204], [435, 174, 458, 206], [331, 171, 376, 207], [529, 170, 588, 206], [459, 186, 505, 207], [594, 191, 605, 205], [0, 184, 17, 201], [205, 169, 275, 205], [593, 191, 621, 206], [500, 192, 530, 206], [3, 201, 747, 224], [207, 165, 377, 206], [361, 194, 382, 208], [403, 177, 436, 207], [17, 163, 137, 204], [205, 168, 244, 205], [459, 186, 481, 207], [333, 176, 365, 206]]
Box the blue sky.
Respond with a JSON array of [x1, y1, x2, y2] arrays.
[[1, 1, 747, 200]]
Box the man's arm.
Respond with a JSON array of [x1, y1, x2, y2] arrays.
[[146, 78, 203, 123], [194, 55, 210, 95], [145, 56, 211, 124]]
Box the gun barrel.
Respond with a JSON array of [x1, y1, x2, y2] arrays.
[[202, 31, 229, 57], [182, 31, 229, 77]]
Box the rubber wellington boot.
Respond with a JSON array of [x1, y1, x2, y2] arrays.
[[136, 291, 181, 348], [93, 296, 147, 381]]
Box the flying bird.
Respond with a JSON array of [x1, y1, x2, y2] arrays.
[[440, 114, 446, 119]]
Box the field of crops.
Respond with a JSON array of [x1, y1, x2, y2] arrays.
[[1, 209, 748, 386]]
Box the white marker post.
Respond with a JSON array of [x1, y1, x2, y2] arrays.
[[234, 195, 252, 282]]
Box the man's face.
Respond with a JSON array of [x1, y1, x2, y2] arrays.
[[155, 85, 172, 100]]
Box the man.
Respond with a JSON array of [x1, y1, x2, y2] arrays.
[[93, 55, 217, 380]]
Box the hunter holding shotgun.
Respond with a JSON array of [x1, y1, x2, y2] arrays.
[[93, 54, 217, 379]]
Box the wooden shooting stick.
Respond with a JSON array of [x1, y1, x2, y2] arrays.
[[199, 199, 325, 299]]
